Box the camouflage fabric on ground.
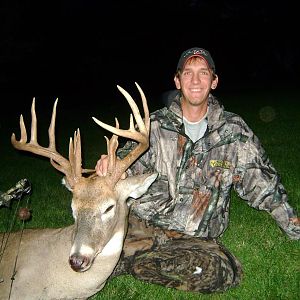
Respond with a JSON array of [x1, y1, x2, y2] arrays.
[[111, 213, 242, 293]]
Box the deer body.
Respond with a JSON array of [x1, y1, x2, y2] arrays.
[[0, 174, 156, 300], [0, 83, 156, 299], [1, 226, 120, 300]]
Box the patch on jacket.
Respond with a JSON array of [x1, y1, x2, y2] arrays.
[[209, 160, 231, 169]]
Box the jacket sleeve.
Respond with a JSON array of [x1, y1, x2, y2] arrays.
[[117, 140, 155, 176], [233, 123, 300, 240]]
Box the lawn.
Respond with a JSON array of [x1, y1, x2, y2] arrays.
[[0, 86, 299, 299]]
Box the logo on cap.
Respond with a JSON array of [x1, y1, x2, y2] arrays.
[[183, 49, 209, 58], [177, 47, 215, 73]]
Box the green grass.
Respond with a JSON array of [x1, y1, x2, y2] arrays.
[[1, 87, 299, 299]]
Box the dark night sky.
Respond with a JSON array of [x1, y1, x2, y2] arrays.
[[0, 0, 298, 110]]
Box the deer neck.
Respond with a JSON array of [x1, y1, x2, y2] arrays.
[[87, 205, 128, 281]]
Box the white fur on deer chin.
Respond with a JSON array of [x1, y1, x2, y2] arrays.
[[100, 231, 124, 256], [70, 244, 94, 256]]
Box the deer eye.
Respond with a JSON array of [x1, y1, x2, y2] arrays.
[[104, 205, 114, 214]]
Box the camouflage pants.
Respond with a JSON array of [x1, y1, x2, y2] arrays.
[[111, 213, 243, 293]]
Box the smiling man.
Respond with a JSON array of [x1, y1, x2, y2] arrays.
[[96, 47, 300, 293]]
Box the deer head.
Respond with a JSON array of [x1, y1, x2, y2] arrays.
[[11, 82, 157, 272]]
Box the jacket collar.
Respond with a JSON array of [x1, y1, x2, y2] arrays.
[[157, 91, 225, 133]]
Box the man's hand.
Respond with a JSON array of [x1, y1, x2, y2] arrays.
[[289, 217, 300, 226], [95, 154, 109, 176], [95, 154, 127, 179]]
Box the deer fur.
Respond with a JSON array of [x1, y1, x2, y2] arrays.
[[0, 82, 156, 299], [0, 174, 157, 300]]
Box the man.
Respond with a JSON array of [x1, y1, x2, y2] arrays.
[[96, 47, 299, 293]]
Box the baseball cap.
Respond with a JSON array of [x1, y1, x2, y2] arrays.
[[176, 47, 216, 73]]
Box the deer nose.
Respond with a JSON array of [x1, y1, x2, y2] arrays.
[[69, 254, 90, 272]]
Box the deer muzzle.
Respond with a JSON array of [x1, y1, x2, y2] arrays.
[[69, 253, 91, 272]]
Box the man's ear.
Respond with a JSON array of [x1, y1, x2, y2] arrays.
[[174, 74, 181, 90], [211, 75, 218, 90]]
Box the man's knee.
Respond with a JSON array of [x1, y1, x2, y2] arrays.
[[131, 238, 243, 293]]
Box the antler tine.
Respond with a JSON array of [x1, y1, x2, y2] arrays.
[[31, 97, 38, 143], [134, 81, 150, 131], [105, 134, 119, 178], [105, 118, 119, 178], [92, 84, 149, 143], [11, 98, 82, 188], [48, 98, 57, 149], [73, 130, 83, 178], [92, 83, 150, 184]]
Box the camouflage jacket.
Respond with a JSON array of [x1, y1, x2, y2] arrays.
[[118, 93, 300, 240]]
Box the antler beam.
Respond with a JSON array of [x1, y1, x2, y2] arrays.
[[92, 82, 150, 184], [11, 98, 82, 188]]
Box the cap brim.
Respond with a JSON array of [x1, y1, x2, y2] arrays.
[[180, 54, 211, 71]]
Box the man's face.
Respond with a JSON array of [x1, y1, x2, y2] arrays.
[[174, 57, 218, 107]]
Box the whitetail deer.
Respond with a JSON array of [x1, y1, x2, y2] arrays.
[[0, 82, 157, 300]]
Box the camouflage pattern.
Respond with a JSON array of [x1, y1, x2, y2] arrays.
[[111, 213, 242, 293], [0, 179, 31, 207], [119, 93, 300, 240]]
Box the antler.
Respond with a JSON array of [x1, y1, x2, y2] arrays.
[[92, 82, 150, 184], [11, 98, 83, 188]]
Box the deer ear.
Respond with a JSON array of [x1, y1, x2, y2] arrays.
[[115, 173, 158, 200], [62, 177, 73, 192]]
